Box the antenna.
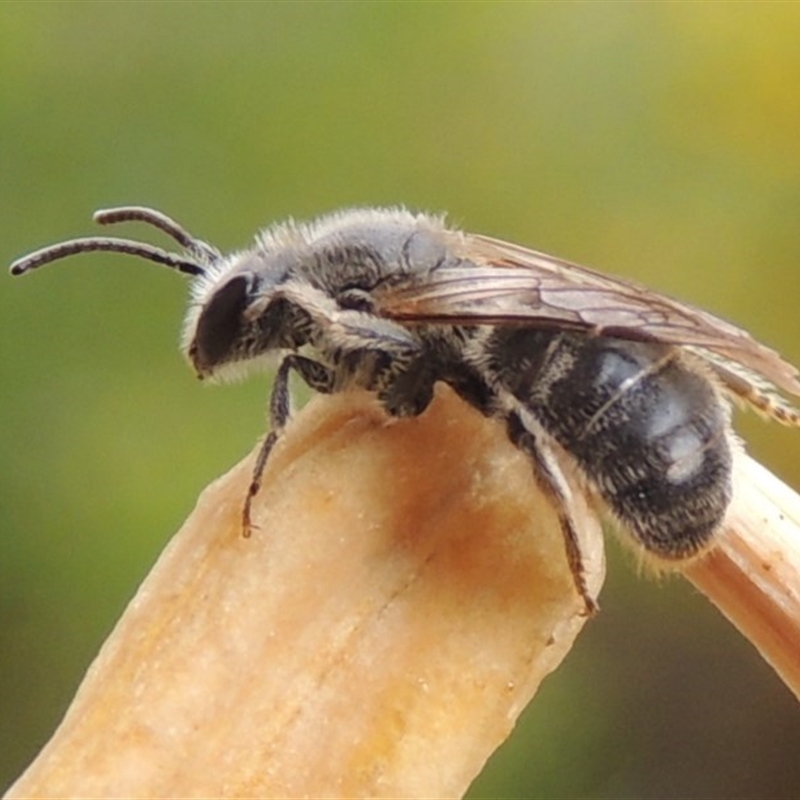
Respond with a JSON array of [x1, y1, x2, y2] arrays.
[[10, 206, 216, 277], [93, 206, 220, 262]]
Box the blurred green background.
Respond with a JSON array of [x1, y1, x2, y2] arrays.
[[2, 3, 800, 798]]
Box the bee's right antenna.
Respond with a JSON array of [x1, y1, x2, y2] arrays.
[[93, 206, 221, 263]]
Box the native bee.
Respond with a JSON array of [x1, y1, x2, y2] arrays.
[[11, 206, 800, 613]]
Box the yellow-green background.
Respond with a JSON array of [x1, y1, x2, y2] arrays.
[[3, 4, 800, 797]]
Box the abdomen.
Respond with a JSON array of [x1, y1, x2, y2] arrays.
[[484, 329, 732, 559]]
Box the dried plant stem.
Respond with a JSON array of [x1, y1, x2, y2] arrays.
[[4, 388, 604, 800], [684, 452, 800, 701]]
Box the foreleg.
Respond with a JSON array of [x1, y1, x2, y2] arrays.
[[242, 355, 336, 533]]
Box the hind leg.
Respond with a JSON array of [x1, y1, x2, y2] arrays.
[[505, 410, 598, 616]]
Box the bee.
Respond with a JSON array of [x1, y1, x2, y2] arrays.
[[11, 206, 800, 613]]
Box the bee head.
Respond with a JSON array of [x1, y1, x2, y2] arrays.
[[182, 246, 297, 383]]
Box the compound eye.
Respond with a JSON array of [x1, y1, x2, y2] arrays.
[[192, 275, 250, 372]]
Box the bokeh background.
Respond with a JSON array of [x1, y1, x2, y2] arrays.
[[2, 4, 800, 798]]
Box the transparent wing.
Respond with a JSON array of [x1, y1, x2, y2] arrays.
[[373, 231, 800, 412]]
